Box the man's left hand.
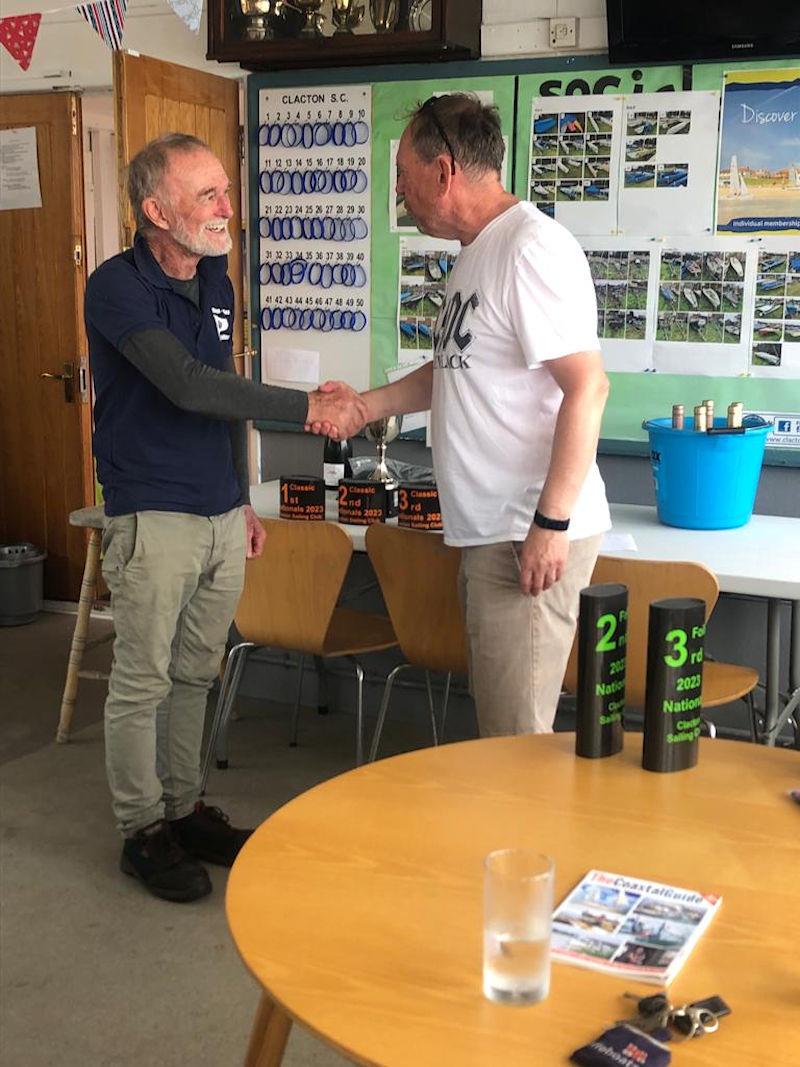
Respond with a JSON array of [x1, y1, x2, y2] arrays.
[[516, 526, 569, 596], [243, 505, 266, 559]]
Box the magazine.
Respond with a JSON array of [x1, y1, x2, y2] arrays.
[[550, 869, 721, 986]]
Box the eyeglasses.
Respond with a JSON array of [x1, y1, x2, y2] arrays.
[[420, 96, 456, 175]]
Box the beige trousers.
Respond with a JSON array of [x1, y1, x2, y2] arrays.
[[459, 535, 602, 736], [101, 508, 246, 836]]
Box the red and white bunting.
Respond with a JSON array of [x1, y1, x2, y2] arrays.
[[0, 13, 42, 71]]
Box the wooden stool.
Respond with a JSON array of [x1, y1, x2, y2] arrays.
[[55, 505, 107, 743]]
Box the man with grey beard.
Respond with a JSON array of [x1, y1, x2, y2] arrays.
[[85, 133, 364, 902]]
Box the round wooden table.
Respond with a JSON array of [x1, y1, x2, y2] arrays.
[[227, 734, 800, 1066]]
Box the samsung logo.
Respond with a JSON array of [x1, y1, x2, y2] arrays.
[[732, 42, 754, 49]]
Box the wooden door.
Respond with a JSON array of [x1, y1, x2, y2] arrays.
[[0, 94, 94, 599], [113, 52, 246, 362]]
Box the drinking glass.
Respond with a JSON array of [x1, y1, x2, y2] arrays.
[[483, 850, 554, 1005]]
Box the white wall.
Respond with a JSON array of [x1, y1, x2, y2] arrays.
[[0, 0, 240, 93], [482, 0, 608, 58]]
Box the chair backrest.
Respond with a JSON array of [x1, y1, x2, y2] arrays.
[[365, 524, 469, 676], [562, 556, 720, 707], [235, 518, 353, 655]]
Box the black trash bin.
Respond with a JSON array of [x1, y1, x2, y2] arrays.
[[0, 543, 47, 626]]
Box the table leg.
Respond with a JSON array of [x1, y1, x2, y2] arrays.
[[244, 993, 292, 1067], [55, 529, 101, 743]]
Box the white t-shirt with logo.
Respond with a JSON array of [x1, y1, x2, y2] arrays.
[[430, 200, 611, 546]]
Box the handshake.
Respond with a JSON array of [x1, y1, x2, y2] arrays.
[[305, 379, 371, 440]]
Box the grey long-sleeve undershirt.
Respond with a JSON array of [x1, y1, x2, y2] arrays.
[[120, 327, 310, 506]]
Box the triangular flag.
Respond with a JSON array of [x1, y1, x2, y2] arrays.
[[167, 0, 202, 34], [77, 0, 127, 50], [0, 13, 42, 71]]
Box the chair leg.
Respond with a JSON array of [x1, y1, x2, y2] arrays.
[[289, 655, 305, 747], [314, 654, 329, 715], [746, 691, 759, 744], [214, 646, 251, 768], [369, 663, 411, 763], [424, 671, 439, 747], [349, 659, 365, 766], [200, 642, 252, 794], [439, 672, 452, 742]]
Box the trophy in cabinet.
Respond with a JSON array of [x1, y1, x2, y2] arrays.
[[365, 415, 402, 482], [331, 0, 365, 33], [237, 0, 283, 41], [294, 0, 325, 36], [369, 0, 398, 33]]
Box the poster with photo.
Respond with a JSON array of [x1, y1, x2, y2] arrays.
[[581, 239, 658, 372], [529, 96, 623, 235], [617, 91, 720, 236], [397, 235, 459, 364], [716, 67, 800, 237], [258, 85, 372, 391], [749, 247, 800, 379], [651, 240, 755, 376]]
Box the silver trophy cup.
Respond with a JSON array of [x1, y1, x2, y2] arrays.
[[365, 415, 402, 482], [331, 0, 365, 32], [369, 0, 398, 33]]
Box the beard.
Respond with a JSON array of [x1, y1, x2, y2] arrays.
[[171, 215, 232, 257]]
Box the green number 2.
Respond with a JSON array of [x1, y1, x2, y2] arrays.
[[664, 628, 688, 668], [595, 613, 618, 653]]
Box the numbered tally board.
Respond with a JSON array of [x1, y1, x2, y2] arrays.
[[258, 86, 372, 391]]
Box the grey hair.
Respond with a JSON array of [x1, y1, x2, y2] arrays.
[[407, 93, 505, 177], [127, 132, 210, 233]]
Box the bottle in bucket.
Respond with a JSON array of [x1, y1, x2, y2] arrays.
[[671, 404, 684, 430], [703, 399, 715, 428], [727, 402, 743, 428], [642, 597, 705, 773], [693, 404, 707, 432], [575, 583, 627, 758]]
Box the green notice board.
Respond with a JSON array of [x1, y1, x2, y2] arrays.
[[370, 75, 515, 388]]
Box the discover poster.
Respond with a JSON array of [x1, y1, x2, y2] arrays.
[[716, 67, 800, 236]]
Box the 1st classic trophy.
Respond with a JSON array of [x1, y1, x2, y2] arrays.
[[365, 415, 402, 514]]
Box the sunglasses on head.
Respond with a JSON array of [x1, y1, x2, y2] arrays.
[[420, 96, 456, 175]]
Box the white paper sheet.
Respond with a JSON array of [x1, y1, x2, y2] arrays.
[[0, 127, 42, 211], [262, 346, 320, 385], [386, 358, 431, 433], [617, 92, 720, 237], [397, 235, 460, 365], [529, 96, 623, 235], [581, 238, 658, 372]]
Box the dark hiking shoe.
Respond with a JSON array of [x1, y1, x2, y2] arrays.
[[120, 820, 212, 903], [169, 802, 253, 868]]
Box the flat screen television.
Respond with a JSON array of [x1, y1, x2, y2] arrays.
[[607, 1, 800, 65]]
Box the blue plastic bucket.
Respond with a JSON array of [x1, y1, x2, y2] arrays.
[[643, 416, 770, 529]]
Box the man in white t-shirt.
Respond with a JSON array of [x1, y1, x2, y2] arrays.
[[319, 93, 611, 735]]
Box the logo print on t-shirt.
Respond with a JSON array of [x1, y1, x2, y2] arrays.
[[211, 306, 231, 341], [433, 290, 479, 369]]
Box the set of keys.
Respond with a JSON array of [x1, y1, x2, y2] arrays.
[[621, 991, 731, 1041]]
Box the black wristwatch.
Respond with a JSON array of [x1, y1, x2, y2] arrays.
[[533, 509, 570, 532]]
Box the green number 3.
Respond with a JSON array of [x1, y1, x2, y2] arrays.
[[664, 628, 688, 668]]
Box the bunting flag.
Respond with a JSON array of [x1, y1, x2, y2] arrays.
[[77, 0, 127, 49], [0, 13, 42, 71], [167, 0, 202, 34]]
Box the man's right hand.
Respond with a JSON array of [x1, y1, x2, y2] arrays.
[[305, 380, 368, 439]]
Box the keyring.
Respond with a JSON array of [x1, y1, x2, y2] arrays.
[[354, 121, 369, 144]]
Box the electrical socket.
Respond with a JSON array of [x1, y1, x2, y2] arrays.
[[549, 17, 577, 49]]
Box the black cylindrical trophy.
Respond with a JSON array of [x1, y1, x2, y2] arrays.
[[642, 597, 706, 773], [576, 583, 628, 758]]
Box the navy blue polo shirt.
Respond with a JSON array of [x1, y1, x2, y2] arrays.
[[86, 234, 241, 517]]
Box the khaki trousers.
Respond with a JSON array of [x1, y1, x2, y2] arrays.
[[459, 535, 602, 736], [101, 508, 246, 835]]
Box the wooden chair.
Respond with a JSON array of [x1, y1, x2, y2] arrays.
[[200, 518, 397, 792], [562, 556, 760, 737], [365, 524, 469, 761]]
